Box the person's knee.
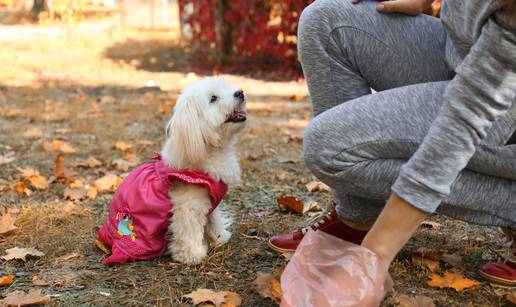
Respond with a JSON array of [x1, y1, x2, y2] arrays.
[[303, 116, 338, 177], [298, 0, 350, 54], [304, 112, 369, 178]]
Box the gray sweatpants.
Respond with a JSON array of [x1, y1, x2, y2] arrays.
[[299, 0, 516, 227]]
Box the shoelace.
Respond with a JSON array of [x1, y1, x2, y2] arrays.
[[301, 211, 334, 235]]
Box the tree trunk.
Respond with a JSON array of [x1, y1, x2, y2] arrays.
[[31, 0, 48, 21]]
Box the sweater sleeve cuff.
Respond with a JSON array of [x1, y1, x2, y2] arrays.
[[391, 171, 446, 214]]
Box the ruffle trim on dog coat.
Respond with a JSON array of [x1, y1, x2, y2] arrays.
[[97, 154, 228, 265]]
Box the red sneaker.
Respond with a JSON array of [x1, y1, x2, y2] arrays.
[[268, 209, 368, 253], [479, 260, 516, 286]]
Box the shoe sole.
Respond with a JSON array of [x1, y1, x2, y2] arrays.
[[267, 238, 296, 254], [479, 269, 516, 287]]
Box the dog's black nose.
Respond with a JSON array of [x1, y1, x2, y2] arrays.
[[234, 90, 245, 101]]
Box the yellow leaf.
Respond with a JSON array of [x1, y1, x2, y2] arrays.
[[427, 271, 480, 292], [87, 186, 98, 199], [94, 173, 120, 192], [69, 179, 84, 188]]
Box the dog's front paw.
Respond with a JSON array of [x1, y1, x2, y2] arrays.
[[171, 243, 207, 265]]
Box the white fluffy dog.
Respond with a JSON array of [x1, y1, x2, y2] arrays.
[[161, 77, 247, 264]]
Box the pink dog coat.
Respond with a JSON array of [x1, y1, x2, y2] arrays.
[[97, 154, 228, 265]]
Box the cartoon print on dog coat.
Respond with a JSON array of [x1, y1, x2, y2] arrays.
[[97, 154, 228, 265]]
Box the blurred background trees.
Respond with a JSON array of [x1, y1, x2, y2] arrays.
[[178, 0, 313, 76]]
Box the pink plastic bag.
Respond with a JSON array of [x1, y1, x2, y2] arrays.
[[281, 229, 393, 307]]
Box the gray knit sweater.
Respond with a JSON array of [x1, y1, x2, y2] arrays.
[[392, 0, 516, 213]]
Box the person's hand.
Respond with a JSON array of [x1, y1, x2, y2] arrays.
[[280, 229, 392, 307], [352, 0, 435, 16]]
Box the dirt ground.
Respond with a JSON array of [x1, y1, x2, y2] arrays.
[[0, 5, 514, 307]]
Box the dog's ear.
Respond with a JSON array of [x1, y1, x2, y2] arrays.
[[163, 94, 208, 168]]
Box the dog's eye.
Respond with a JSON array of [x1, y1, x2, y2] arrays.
[[210, 95, 218, 103]]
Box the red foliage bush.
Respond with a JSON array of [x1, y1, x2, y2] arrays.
[[178, 0, 314, 77]]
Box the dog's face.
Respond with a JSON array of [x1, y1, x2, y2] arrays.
[[164, 77, 247, 167]]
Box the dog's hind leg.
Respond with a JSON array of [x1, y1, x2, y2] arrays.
[[168, 183, 211, 264], [207, 206, 232, 245]]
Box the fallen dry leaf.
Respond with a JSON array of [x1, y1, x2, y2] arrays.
[[23, 127, 43, 138], [27, 175, 49, 190], [63, 187, 87, 201], [278, 156, 300, 164], [42, 140, 76, 154], [94, 173, 122, 192], [427, 271, 480, 292], [17, 167, 49, 190], [15, 182, 32, 196], [159, 98, 177, 114], [183, 288, 242, 307], [289, 94, 306, 101], [115, 141, 132, 152], [277, 196, 304, 214], [91, 101, 102, 113], [87, 186, 98, 199], [62, 201, 76, 213], [1, 289, 51, 306], [99, 94, 116, 104], [421, 221, 442, 230], [392, 294, 435, 307], [411, 252, 440, 273], [74, 156, 102, 168], [254, 271, 282, 304], [0, 151, 15, 165], [32, 276, 49, 286], [56, 252, 81, 262], [277, 197, 320, 215], [305, 181, 331, 192], [492, 284, 516, 304], [17, 167, 38, 178], [113, 156, 140, 171], [0, 274, 14, 286], [94, 239, 111, 254], [302, 200, 322, 214], [441, 253, 463, 267], [0, 212, 18, 236], [2, 247, 45, 261], [69, 179, 84, 188], [55, 154, 79, 181]]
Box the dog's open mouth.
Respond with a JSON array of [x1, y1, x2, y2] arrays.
[[225, 110, 247, 123]]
